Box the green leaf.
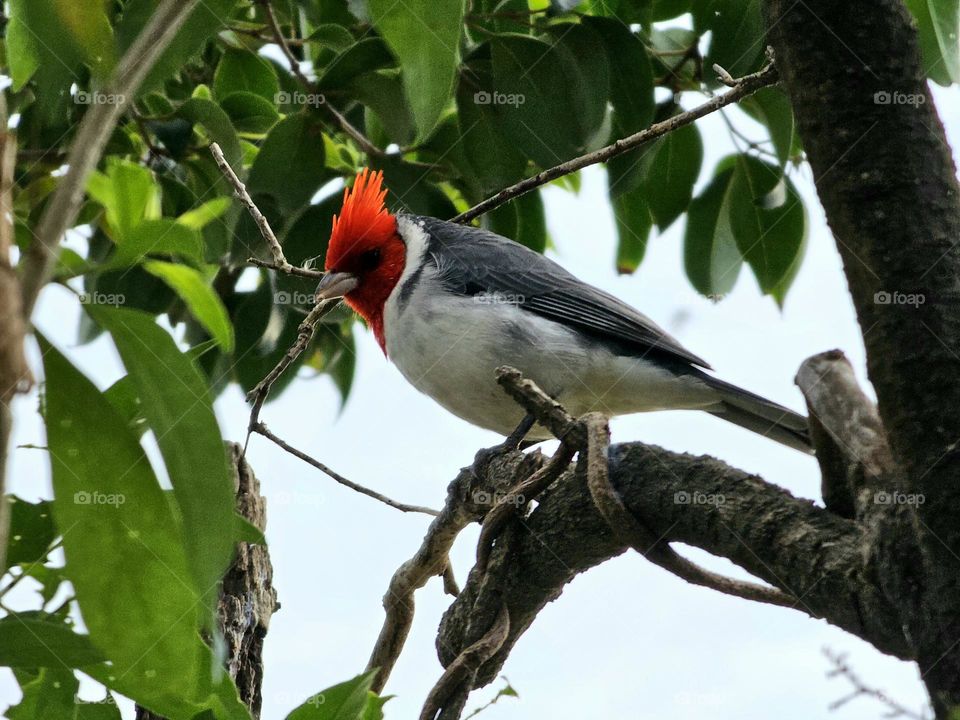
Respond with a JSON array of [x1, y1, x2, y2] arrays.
[[741, 87, 796, 166], [490, 30, 609, 169], [214, 49, 280, 102], [907, 0, 960, 84], [7, 0, 115, 91], [683, 165, 743, 298], [177, 97, 243, 169], [107, 219, 205, 268], [727, 156, 806, 303], [286, 671, 380, 720], [38, 335, 206, 710], [4, 497, 56, 571], [91, 306, 237, 629], [612, 184, 653, 274], [585, 17, 655, 195], [698, 0, 765, 82], [0, 615, 106, 667], [349, 71, 416, 147], [234, 515, 266, 545], [483, 192, 547, 253], [177, 198, 232, 230], [117, 0, 241, 96], [220, 92, 281, 135], [643, 122, 703, 230], [143, 260, 235, 351], [317, 38, 395, 90], [368, 0, 466, 140], [247, 113, 328, 215], [455, 55, 528, 193], [86, 159, 160, 242], [7, 667, 78, 720]]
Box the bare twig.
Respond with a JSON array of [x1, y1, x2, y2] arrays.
[[452, 55, 778, 224], [20, 0, 201, 317], [209, 142, 291, 271], [258, 0, 385, 158], [247, 257, 324, 279], [252, 422, 439, 515], [824, 648, 929, 719], [245, 299, 338, 429]]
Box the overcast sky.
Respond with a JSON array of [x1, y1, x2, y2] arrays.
[[4, 84, 957, 720]]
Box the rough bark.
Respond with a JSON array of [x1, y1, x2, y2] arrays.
[[763, 1, 960, 713], [137, 444, 277, 720], [436, 442, 910, 688]]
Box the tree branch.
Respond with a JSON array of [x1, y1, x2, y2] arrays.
[[451, 56, 778, 224], [795, 350, 896, 519]]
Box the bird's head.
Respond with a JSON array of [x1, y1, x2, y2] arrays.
[[317, 169, 404, 350]]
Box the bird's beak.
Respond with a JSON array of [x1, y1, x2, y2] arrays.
[[315, 271, 359, 300]]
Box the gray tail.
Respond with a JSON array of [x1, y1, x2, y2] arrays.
[[701, 375, 813, 454]]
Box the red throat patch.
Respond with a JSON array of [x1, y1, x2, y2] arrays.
[[324, 169, 403, 354]]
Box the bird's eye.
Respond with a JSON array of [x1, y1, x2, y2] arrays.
[[359, 248, 381, 271]]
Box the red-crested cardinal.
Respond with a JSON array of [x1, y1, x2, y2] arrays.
[[315, 169, 812, 452]]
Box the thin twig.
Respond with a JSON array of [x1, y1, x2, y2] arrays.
[[20, 0, 201, 317], [259, 0, 385, 158], [247, 257, 325, 279], [209, 142, 291, 271], [245, 299, 337, 430], [823, 648, 930, 719], [452, 55, 778, 224], [252, 422, 439, 515]]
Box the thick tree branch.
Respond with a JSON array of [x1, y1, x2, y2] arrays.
[[795, 350, 896, 518], [452, 57, 778, 224]]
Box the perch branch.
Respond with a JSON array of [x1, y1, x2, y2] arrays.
[[366, 448, 543, 693], [452, 53, 778, 224]]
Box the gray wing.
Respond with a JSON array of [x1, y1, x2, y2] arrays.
[[414, 215, 711, 370]]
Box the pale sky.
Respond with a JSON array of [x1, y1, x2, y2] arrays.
[[4, 85, 957, 720]]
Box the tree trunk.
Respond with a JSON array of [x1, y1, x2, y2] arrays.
[[764, 1, 960, 714]]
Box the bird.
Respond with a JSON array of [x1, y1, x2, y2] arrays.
[[315, 168, 812, 452]]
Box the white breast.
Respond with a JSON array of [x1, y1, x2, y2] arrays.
[[382, 217, 718, 438]]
